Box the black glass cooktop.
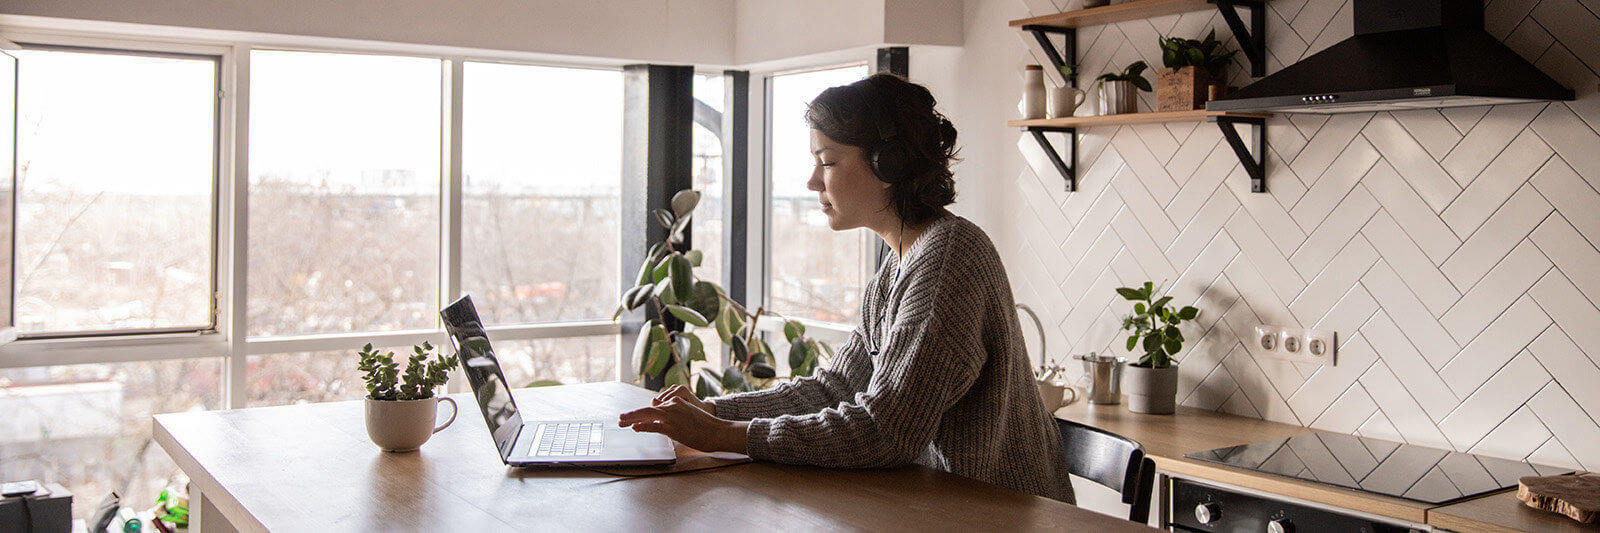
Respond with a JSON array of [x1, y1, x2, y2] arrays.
[[1185, 432, 1572, 504]]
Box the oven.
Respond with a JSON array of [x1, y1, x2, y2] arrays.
[[1166, 477, 1428, 533]]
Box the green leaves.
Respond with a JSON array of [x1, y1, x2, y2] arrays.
[[665, 305, 709, 327], [1157, 29, 1238, 75], [668, 253, 693, 302], [670, 189, 700, 218], [1095, 60, 1152, 92], [356, 342, 458, 401], [1116, 280, 1201, 369]]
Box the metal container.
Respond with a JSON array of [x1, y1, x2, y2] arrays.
[[1075, 352, 1126, 404], [1099, 79, 1138, 115]]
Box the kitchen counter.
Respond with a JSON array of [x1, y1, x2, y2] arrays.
[[1053, 401, 1593, 530]]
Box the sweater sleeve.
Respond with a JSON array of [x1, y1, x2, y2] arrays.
[[742, 248, 987, 468], [705, 327, 869, 421]]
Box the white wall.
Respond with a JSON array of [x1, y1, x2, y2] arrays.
[[1, 0, 739, 65], [959, 0, 1600, 475]]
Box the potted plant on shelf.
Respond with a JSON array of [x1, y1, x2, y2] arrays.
[[1049, 64, 1087, 118], [358, 342, 460, 452], [1156, 29, 1237, 111], [1096, 60, 1151, 115], [1116, 281, 1199, 414], [613, 190, 833, 398]]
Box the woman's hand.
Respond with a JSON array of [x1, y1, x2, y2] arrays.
[[619, 396, 748, 454], [651, 384, 715, 416]]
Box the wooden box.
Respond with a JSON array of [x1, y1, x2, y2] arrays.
[[1156, 66, 1217, 112]]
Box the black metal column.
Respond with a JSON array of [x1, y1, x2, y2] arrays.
[[875, 46, 908, 266], [722, 70, 749, 307], [621, 64, 694, 378]]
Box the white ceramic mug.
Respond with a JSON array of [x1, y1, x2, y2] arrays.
[[1036, 380, 1081, 412], [1048, 86, 1087, 118], [365, 396, 458, 452]]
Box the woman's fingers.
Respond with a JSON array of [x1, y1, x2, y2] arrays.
[[618, 406, 666, 426]]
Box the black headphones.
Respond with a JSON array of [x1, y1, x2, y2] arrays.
[[861, 83, 912, 184]]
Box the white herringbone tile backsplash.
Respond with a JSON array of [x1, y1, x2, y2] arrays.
[[1000, 0, 1600, 471]]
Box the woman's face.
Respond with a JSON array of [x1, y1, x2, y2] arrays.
[[807, 129, 892, 232]]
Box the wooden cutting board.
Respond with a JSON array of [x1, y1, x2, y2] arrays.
[[1517, 474, 1600, 524]]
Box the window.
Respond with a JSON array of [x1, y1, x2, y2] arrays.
[[0, 358, 223, 518], [247, 50, 443, 338], [460, 61, 621, 326], [766, 64, 873, 325], [13, 47, 218, 336]]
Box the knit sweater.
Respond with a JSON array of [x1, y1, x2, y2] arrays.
[[707, 214, 1074, 503]]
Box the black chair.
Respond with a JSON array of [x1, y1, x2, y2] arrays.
[[1055, 418, 1156, 524]]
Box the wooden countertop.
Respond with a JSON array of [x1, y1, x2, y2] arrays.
[[1055, 402, 1436, 524], [155, 382, 1154, 532], [1430, 486, 1600, 532]]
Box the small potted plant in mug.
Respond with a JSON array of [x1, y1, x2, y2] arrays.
[[1116, 282, 1199, 414], [358, 342, 460, 452]]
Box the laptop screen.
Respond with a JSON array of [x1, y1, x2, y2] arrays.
[[440, 295, 523, 455]]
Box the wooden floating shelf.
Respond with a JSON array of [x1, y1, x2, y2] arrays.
[[1010, 0, 1250, 29], [1008, 110, 1272, 128]]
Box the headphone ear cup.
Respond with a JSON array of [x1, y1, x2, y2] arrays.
[[870, 143, 910, 184]]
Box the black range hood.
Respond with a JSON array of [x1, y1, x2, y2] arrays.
[[1207, 0, 1573, 114]]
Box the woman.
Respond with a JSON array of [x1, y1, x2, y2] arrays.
[[619, 72, 1072, 503]]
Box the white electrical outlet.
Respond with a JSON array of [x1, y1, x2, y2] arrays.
[[1253, 325, 1336, 366]]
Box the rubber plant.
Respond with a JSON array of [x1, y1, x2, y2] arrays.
[[614, 190, 833, 399], [357, 342, 459, 400], [1116, 281, 1199, 368]]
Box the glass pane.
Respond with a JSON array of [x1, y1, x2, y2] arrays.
[[460, 62, 620, 325], [0, 358, 223, 518], [768, 64, 872, 324], [246, 350, 368, 407], [492, 335, 619, 387], [248, 50, 442, 337], [692, 73, 724, 288], [14, 48, 217, 334]]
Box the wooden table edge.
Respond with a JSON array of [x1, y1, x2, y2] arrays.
[[154, 414, 270, 533]]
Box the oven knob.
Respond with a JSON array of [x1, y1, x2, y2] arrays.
[[1267, 518, 1293, 533], [1194, 502, 1220, 524]]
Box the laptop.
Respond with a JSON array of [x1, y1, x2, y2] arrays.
[[441, 295, 676, 467]]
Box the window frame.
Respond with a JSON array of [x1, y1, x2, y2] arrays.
[[0, 22, 627, 407], [755, 61, 874, 343]]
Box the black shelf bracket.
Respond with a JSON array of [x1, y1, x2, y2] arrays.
[[1020, 25, 1078, 87], [1214, 0, 1268, 77], [1025, 126, 1077, 192], [1214, 116, 1267, 192]]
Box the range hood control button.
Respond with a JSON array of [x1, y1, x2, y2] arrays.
[[1267, 518, 1293, 533], [1195, 502, 1220, 524]]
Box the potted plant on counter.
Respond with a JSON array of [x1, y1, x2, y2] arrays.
[[1096, 61, 1151, 115], [358, 342, 460, 452], [1156, 29, 1236, 111], [1116, 282, 1199, 414]]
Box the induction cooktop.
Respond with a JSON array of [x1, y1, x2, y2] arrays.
[[1184, 432, 1572, 505]]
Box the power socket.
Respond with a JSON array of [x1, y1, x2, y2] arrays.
[[1253, 325, 1336, 366]]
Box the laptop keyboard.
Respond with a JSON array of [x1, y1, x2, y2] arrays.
[[533, 422, 604, 457]]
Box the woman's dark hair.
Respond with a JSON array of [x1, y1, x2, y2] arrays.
[[805, 72, 960, 225]]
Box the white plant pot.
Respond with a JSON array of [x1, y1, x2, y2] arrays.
[[365, 396, 458, 452]]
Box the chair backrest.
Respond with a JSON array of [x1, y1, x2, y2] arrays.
[[1055, 418, 1156, 523]]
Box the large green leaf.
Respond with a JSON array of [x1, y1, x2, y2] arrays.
[[652, 208, 675, 230], [1153, 296, 1173, 310], [671, 189, 701, 218], [1115, 287, 1144, 301], [714, 303, 736, 344], [634, 257, 656, 286], [665, 305, 709, 327], [721, 366, 748, 391], [783, 321, 806, 343], [685, 249, 703, 267], [749, 363, 776, 379], [1178, 306, 1199, 320], [657, 279, 678, 305], [789, 340, 809, 369], [1143, 334, 1161, 355], [645, 341, 670, 377], [685, 333, 706, 362], [1134, 302, 1146, 315], [695, 372, 723, 399], [634, 323, 664, 376], [730, 340, 749, 365], [685, 281, 720, 322], [669, 213, 693, 244], [1127, 334, 1140, 352], [651, 255, 671, 283], [669, 254, 693, 301]]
